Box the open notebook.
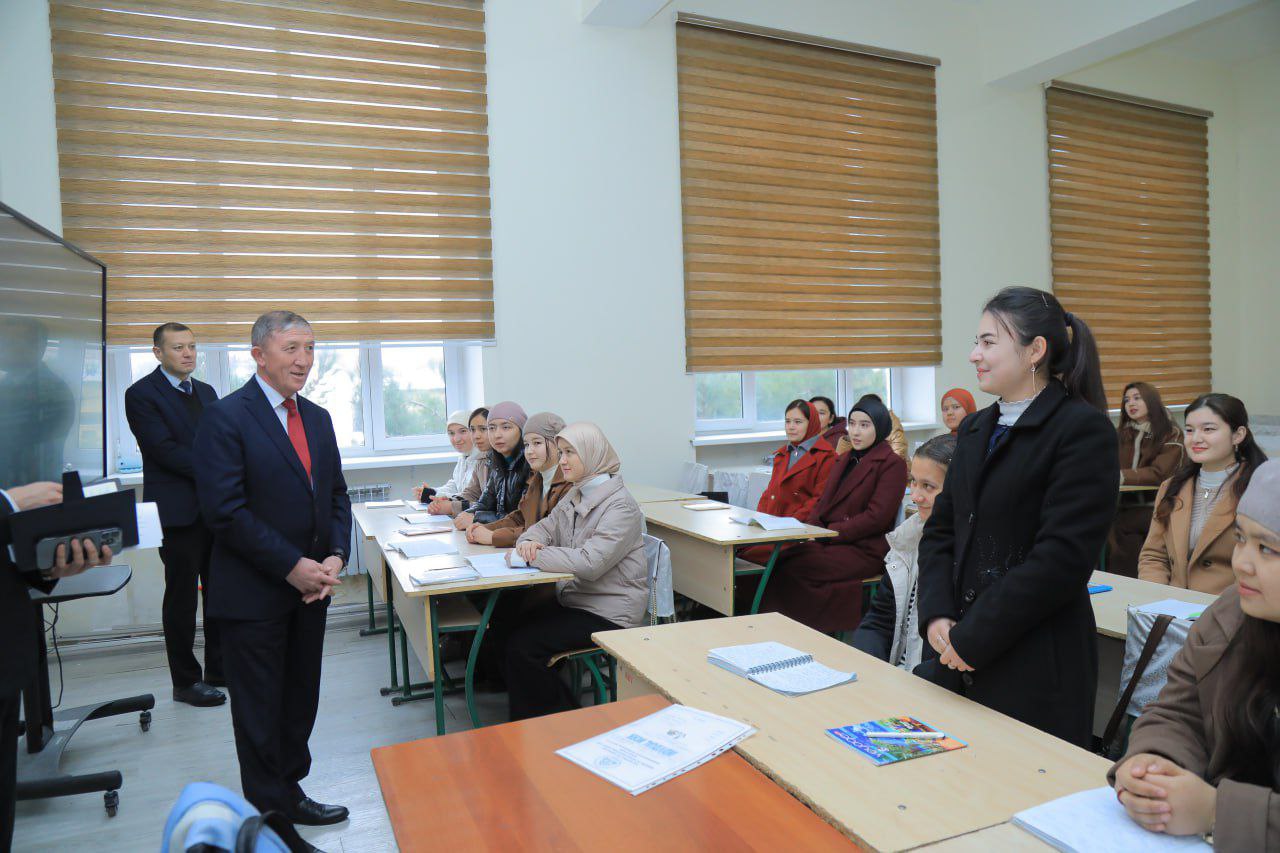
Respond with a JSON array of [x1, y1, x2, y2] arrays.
[[707, 641, 856, 696], [1013, 787, 1211, 852], [727, 511, 805, 531]]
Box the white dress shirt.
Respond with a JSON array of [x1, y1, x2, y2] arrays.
[[254, 374, 295, 434]]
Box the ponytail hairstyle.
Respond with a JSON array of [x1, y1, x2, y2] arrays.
[[1119, 381, 1177, 444], [982, 287, 1107, 412], [913, 433, 957, 471], [1214, 614, 1280, 790], [1156, 393, 1268, 523]]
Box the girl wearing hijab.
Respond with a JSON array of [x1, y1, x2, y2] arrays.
[[940, 388, 977, 435], [468, 412, 571, 547], [506, 422, 648, 720], [454, 401, 531, 529], [759, 396, 908, 633], [428, 407, 491, 516], [917, 286, 1116, 748], [739, 400, 837, 566], [1110, 460, 1280, 849], [836, 394, 908, 460], [414, 410, 478, 503]]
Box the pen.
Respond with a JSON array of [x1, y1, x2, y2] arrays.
[[864, 731, 947, 740]]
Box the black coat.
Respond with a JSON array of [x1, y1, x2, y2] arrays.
[[124, 367, 219, 527], [0, 496, 54, 692], [194, 379, 351, 621], [916, 381, 1117, 747], [470, 448, 531, 525]]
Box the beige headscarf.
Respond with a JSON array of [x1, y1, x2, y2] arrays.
[[556, 422, 621, 480]]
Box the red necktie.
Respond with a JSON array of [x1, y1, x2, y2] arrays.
[[282, 398, 312, 482]]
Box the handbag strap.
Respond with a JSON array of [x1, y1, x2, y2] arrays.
[[1102, 613, 1174, 749], [234, 810, 311, 853]]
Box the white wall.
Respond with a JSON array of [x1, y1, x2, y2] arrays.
[[1231, 51, 1280, 414], [0, 0, 62, 232]]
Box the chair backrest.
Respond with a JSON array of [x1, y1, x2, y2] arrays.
[[711, 469, 750, 507], [745, 469, 771, 511], [679, 461, 710, 495], [642, 533, 674, 624]]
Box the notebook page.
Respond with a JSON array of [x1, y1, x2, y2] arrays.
[[1013, 787, 1211, 853], [750, 661, 856, 696], [708, 642, 811, 676]]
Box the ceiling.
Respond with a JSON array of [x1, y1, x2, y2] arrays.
[[1150, 0, 1280, 66]]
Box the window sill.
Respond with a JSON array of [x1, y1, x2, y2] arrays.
[[111, 449, 459, 486], [692, 421, 943, 448]]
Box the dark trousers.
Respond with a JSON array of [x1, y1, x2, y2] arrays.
[[503, 599, 620, 721], [220, 603, 327, 814], [158, 522, 222, 687], [1, 689, 17, 852]]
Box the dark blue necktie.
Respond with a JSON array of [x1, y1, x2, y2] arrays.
[[179, 379, 193, 396], [987, 423, 1010, 456]]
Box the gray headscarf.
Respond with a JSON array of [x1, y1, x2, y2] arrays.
[[1238, 459, 1280, 535]]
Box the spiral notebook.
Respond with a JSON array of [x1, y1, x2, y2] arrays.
[[707, 641, 856, 696]]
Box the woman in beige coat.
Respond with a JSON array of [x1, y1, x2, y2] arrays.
[[1138, 393, 1267, 594], [506, 422, 647, 720], [1110, 460, 1280, 850]]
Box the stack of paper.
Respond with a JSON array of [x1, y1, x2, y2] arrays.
[[466, 551, 535, 578], [390, 538, 459, 559], [1013, 786, 1211, 852], [1134, 599, 1205, 621], [399, 512, 452, 527], [557, 704, 755, 795], [365, 499, 404, 509]]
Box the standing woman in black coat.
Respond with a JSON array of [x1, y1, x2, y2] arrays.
[[917, 287, 1117, 747]]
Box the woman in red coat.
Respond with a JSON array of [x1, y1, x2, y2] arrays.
[[740, 400, 836, 565], [760, 396, 908, 633]]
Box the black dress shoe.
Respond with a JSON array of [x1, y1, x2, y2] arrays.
[[287, 796, 349, 826], [173, 682, 227, 707]]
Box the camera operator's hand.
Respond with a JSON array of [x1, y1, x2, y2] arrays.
[[7, 482, 63, 511], [51, 538, 112, 579]]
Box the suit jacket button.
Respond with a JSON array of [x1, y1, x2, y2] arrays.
[[962, 589, 976, 603], [962, 673, 974, 687]]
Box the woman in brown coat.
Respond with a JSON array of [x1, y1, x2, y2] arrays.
[[1110, 460, 1280, 850], [1109, 382, 1185, 577], [1138, 394, 1267, 594], [467, 412, 570, 547], [761, 397, 908, 633]]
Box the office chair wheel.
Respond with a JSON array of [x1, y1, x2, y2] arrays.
[[139, 710, 152, 732], [104, 790, 119, 817]]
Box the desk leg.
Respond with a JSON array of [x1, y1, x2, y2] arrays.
[[381, 558, 399, 695], [748, 544, 783, 616], [430, 597, 446, 737], [464, 590, 500, 729], [360, 572, 386, 637]]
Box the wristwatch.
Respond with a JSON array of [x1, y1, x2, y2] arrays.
[[329, 548, 347, 568]]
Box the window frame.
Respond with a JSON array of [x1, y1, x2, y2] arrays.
[[107, 341, 481, 474], [693, 367, 903, 436]]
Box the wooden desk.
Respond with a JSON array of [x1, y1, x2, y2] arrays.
[[1089, 570, 1217, 640], [352, 503, 570, 735], [917, 822, 1047, 851], [628, 483, 706, 504], [640, 501, 836, 615], [1089, 570, 1218, 737], [372, 694, 854, 852], [594, 613, 1110, 852]]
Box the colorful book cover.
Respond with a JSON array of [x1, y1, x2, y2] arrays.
[[825, 716, 967, 766]]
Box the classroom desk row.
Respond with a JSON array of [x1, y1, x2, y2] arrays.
[[352, 503, 571, 735]]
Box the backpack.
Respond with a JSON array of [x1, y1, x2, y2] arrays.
[[161, 782, 310, 853]]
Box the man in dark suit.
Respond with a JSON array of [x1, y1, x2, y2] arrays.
[[1, 482, 110, 849], [194, 310, 351, 829], [124, 322, 224, 707]]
